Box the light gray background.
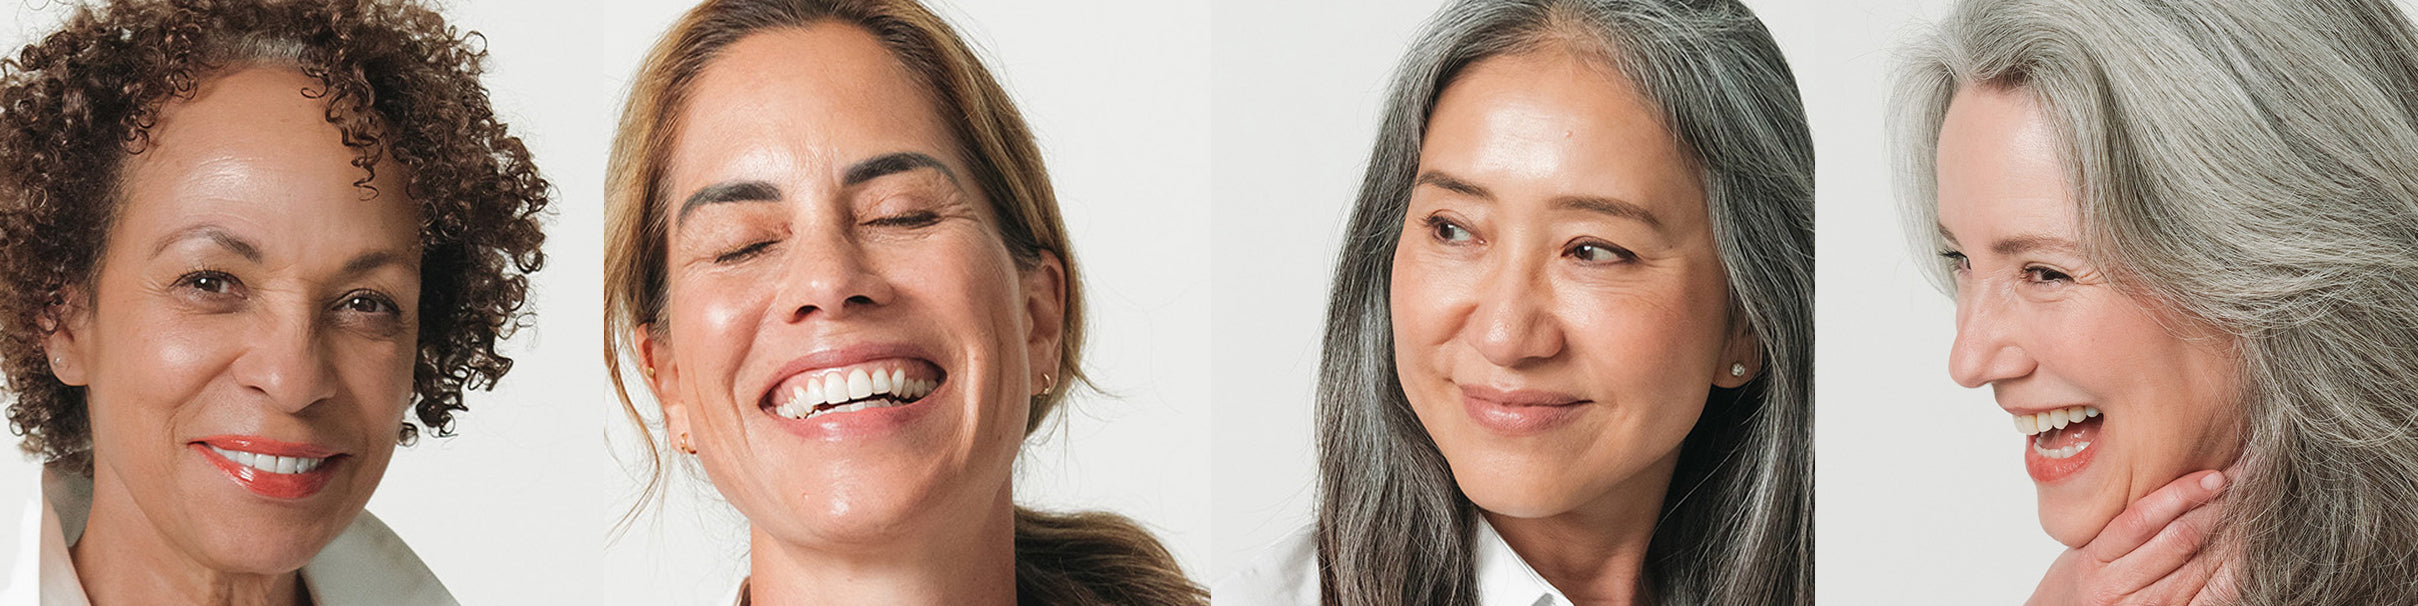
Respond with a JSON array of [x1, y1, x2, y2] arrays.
[[0, 0, 1210, 603]]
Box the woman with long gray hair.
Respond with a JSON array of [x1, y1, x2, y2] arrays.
[[1220, 0, 1811, 604], [1897, 0, 2418, 603]]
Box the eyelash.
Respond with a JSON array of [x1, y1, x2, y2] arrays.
[[1423, 215, 1475, 244], [177, 270, 243, 297], [1938, 251, 2075, 284], [1565, 239, 1635, 264], [709, 211, 945, 264], [336, 290, 401, 316]]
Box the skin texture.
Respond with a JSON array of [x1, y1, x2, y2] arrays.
[[1935, 85, 2241, 604], [633, 24, 1062, 606], [45, 67, 423, 606], [1934, 84, 2243, 547], [1390, 49, 1756, 605]]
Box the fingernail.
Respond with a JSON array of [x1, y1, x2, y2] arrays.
[[2202, 471, 2226, 491]]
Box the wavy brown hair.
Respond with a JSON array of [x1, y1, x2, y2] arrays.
[[0, 0, 550, 473], [601, 0, 1200, 603]]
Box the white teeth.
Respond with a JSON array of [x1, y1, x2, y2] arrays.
[[770, 365, 944, 420], [821, 372, 847, 407], [2032, 439, 2091, 459], [2014, 405, 2101, 436], [848, 369, 874, 400], [205, 445, 326, 475]]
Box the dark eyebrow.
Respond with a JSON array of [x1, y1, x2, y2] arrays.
[[673, 152, 957, 225], [677, 180, 782, 224], [338, 250, 416, 277], [1415, 170, 1492, 199], [1553, 195, 1663, 230], [843, 151, 956, 187], [154, 225, 260, 263]]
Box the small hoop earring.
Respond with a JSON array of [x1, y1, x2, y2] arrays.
[[1039, 372, 1056, 395], [676, 432, 694, 454], [1730, 363, 1747, 378]]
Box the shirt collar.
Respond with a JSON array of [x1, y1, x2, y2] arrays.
[[1472, 517, 1571, 606], [34, 469, 456, 606]]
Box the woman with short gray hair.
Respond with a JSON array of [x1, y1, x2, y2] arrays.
[[1897, 0, 2418, 603], [1219, 0, 1811, 604]]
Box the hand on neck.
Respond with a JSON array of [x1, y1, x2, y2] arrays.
[[743, 487, 1019, 606]]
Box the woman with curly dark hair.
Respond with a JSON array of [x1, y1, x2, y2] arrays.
[[0, 0, 548, 603]]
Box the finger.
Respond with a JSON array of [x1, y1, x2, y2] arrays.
[[2082, 470, 2227, 564], [2101, 495, 2224, 593], [2186, 557, 2240, 606]]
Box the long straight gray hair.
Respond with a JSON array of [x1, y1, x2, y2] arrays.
[[1312, 1, 1813, 605], [1896, 0, 2418, 603]]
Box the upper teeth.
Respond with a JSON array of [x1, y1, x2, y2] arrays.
[[773, 366, 939, 419], [207, 445, 325, 474], [2015, 405, 2100, 436]]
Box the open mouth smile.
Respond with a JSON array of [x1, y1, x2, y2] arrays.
[[759, 357, 946, 421], [2015, 404, 2101, 482]]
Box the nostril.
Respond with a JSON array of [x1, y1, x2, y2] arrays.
[[846, 295, 875, 306]]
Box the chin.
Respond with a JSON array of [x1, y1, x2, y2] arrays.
[[1454, 467, 1582, 519], [190, 520, 346, 575], [2034, 479, 2122, 548]]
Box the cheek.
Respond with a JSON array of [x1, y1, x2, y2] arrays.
[[1388, 251, 1467, 359], [667, 275, 772, 398]]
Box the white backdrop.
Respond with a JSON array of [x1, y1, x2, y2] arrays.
[[0, 0, 1211, 603]]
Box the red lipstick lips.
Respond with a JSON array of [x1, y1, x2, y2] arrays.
[[191, 436, 341, 500]]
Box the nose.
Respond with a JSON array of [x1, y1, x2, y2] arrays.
[[1947, 286, 2035, 388], [776, 227, 896, 322], [1465, 257, 1564, 367], [230, 307, 338, 413]]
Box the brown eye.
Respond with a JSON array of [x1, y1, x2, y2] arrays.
[[1565, 240, 1635, 265], [338, 291, 398, 315], [1424, 216, 1474, 243], [178, 271, 242, 296]]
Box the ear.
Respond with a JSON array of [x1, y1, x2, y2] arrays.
[[1713, 320, 1763, 389], [1020, 250, 1067, 393], [40, 286, 92, 387], [634, 325, 693, 452]]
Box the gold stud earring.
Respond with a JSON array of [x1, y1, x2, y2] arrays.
[[643, 366, 656, 378]]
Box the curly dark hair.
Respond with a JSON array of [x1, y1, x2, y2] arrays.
[[0, 0, 550, 473]]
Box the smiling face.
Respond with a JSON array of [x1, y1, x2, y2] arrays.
[[1390, 49, 1754, 521], [637, 23, 1061, 550], [46, 67, 422, 573], [1933, 84, 2245, 547]]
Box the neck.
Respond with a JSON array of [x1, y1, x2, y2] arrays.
[[746, 486, 1018, 606], [72, 471, 305, 606], [1484, 448, 1681, 606]]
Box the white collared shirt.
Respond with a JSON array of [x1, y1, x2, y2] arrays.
[[1215, 518, 1569, 606], [2, 470, 456, 606]]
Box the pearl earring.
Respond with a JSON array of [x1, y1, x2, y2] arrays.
[[1730, 363, 1746, 377]]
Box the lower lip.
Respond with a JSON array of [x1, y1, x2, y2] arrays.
[[2023, 425, 2099, 484], [762, 386, 943, 441], [1460, 394, 1588, 436], [191, 444, 338, 500]]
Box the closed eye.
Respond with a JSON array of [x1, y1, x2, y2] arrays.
[[865, 211, 941, 229], [1939, 250, 1971, 273], [715, 240, 777, 264]]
